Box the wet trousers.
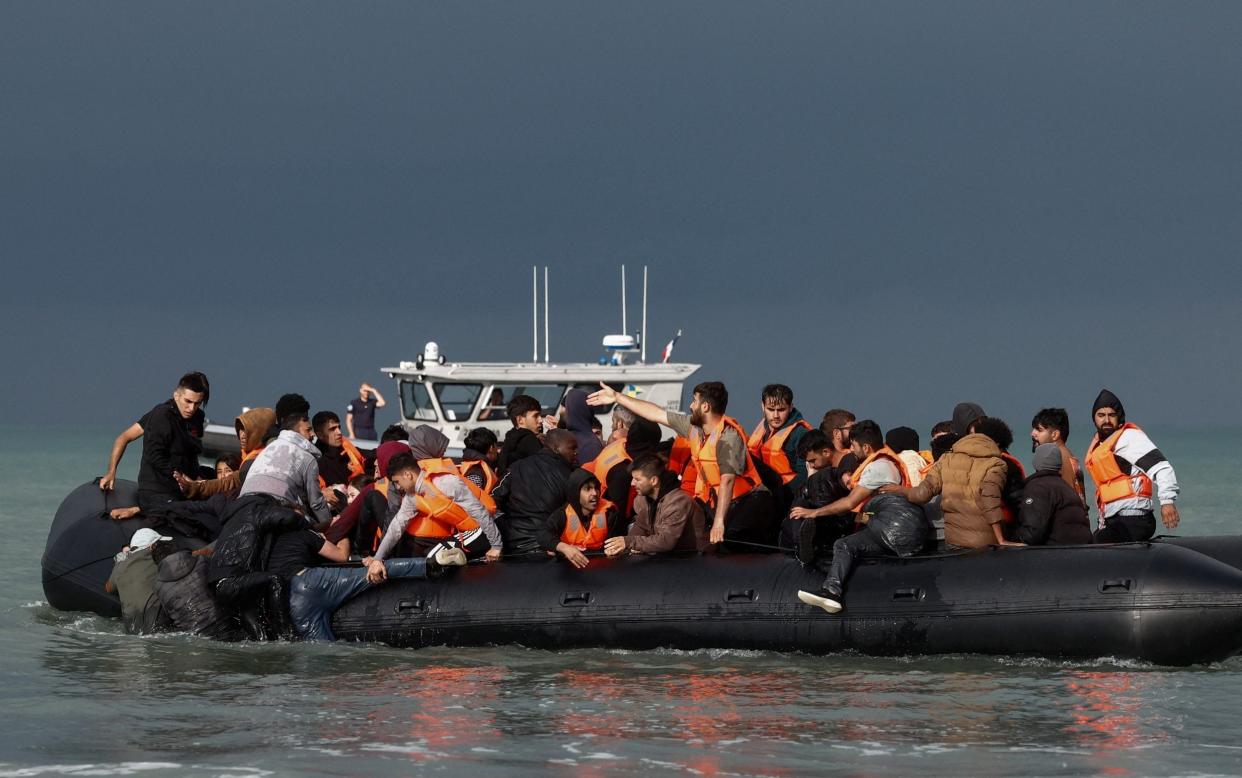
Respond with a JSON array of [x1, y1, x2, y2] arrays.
[[212, 572, 292, 641], [289, 558, 428, 642]]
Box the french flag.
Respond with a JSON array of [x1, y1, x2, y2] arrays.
[[661, 330, 682, 363]]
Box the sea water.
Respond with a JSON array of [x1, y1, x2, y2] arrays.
[[3, 425, 1241, 776]]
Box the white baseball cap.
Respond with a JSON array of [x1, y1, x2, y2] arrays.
[[129, 528, 173, 551]]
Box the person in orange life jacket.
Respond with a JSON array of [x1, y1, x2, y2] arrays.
[[312, 411, 366, 505], [780, 428, 859, 566], [587, 380, 777, 550], [971, 416, 1026, 533], [406, 425, 502, 561], [1030, 407, 1086, 506], [748, 384, 812, 516], [605, 453, 709, 557], [593, 418, 662, 528], [788, 420, 908, 523], [172, 406, 277, 503], [796, 421, 929, 614], [460, 427, 500, 489], [324, 441, 408, 555], [366, 451, 486, 583], [1087, 389, 1180, 543], [538, 469, 619, 568], [1016, 444, 1093, 545], [498, 394, 546, 475]]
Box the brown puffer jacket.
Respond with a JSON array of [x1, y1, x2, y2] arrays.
[[906, 433, 1007, 549], [183, 407, 276, 500]]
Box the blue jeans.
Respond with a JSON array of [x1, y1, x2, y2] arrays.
[[289, 559, 427, 641]]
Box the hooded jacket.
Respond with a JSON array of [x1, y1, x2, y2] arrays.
[[627, 470, 708, 554], [182, 407, 277, 500], [206, 493, 308, 585], [564, 389, 604, 465], [493, 447, 573, 554], [154, 550, 247, 640], [906, 433, 1007, 549], [238, 430, 331, 525], [1086, 388, 1179, 519], [1017, 470, 1093, 546], [408, 425, 450, 461], [537, 468, 615, 552]]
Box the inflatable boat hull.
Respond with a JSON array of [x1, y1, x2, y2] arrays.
[[333, 544, 1242, 666]]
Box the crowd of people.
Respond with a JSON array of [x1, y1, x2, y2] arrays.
[[97, 371, 1182, 640]]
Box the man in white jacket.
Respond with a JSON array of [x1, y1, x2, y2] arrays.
[[1085, 389, 1180, 542]]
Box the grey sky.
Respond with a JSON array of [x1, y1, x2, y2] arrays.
[[2, 1, 1240, 434]]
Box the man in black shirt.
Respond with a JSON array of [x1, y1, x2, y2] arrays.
[[265, 527, 349, 580], [131, 372, 211, 512]]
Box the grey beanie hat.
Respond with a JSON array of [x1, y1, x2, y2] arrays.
[[1033, 443, 1062, 473]]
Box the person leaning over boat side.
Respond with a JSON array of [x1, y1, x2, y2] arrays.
[[604, 453, 708, 557], [1030, 407, 1086, 505], [346, 382, 385, 441], [588, 381, 777, 550], [367, 451, 492, 571], [237, 395, 332, 527], [1015, 444, 1093, 546], [492, 430, 578, 556], [408, 425, 502, 561], [779, 427, 857, 565], [880, 423, 1019, 550], [1086, 389, 1180, 542], [151, 542, 248, 641], [99, 372, 210, 510], [498, 394, 546, 475], [747, 383, 812, 517], [537, 468, 619, 568], [105, 528, 176, 635]]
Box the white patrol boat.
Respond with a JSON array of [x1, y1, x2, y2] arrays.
[[202, 266, 699, 457]]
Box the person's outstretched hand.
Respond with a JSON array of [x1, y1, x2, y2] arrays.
[[587, 382, 619, 407]]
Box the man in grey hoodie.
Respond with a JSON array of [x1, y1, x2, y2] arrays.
[[238, 394, 331, 526]]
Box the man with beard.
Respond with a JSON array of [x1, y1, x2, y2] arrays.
[[1085, 389, 1180, 542], [1030, 408, 1086, 505], [588, 381, 775, 550]]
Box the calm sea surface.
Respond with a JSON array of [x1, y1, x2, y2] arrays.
[[3, 425, 1242, 776]]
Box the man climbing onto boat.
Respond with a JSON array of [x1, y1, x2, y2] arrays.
[[587, 380, 777, 550], [1086, 389, 1180, 542]]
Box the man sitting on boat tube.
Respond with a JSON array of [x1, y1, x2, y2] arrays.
[[537, 468, 621, 568], [588, 381, 778, 551]]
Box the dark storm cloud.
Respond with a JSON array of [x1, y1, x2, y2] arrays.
[[2, 1, 1240, 430]]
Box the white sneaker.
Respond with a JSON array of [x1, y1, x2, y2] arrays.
[[798, 589, 843, 614], [432, 545, 468, 568]]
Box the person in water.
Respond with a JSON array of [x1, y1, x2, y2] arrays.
[[1086, 389, 1180, 542], [588, 380, 776, 550], [747, 383, 812, 515], [1030, 408, 1086, 505], [538, 468, 619, 568], [1015, 444, 1093, 546], [604, 453, 707, 557], [152, 542, 248, 641], [106, 527, 175, 635]]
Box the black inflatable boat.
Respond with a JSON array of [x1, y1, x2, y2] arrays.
[[42, 480, 1242, 665]]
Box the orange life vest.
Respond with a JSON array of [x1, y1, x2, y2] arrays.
[[587, 439, 635, 515], [1085, 423, 1153, 513], [560, 499, 616, 551], [341, 438, 368, 480], [458, 459, 499, 515], [918, 450, 934, 465], [667, 437, 699, 497], [747, 419, 812, 485], [370, 479, 391, 551], [240, 446, 264, 465], [999, 452, 1027, 523], [687, 415, 762, 507], [420, 458, 497, 517], [404, 478, 479, 539], [847, 447, 912, 513]]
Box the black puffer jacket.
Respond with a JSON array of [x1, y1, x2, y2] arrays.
[[864, 494, 929, 557], [1017, 471, 1093, 546], [155, 551, 247, 640], [494, 448, 573, 554], [206, 494, 306, 585], [497, 428, 543, 475]]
